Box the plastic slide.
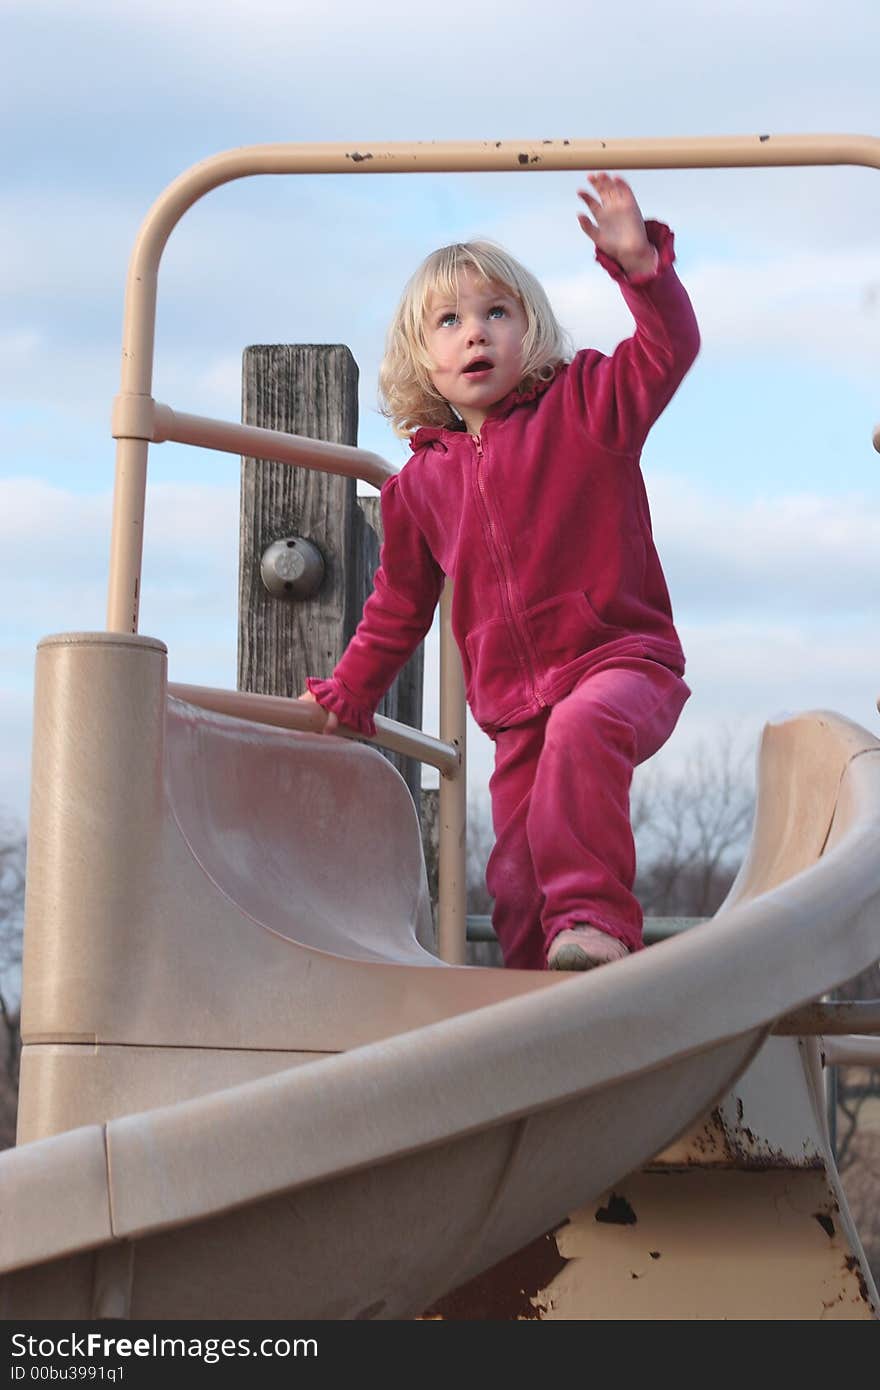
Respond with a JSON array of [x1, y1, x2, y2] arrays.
[[0, 631, 878, 1318]]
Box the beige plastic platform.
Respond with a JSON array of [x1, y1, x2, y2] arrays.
[[0, 632, 878, 1318]]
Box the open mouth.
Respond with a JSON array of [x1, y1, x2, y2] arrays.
[[462, 359, 493, 375]]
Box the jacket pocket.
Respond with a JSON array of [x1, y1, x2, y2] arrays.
[[463, 616, 525, 727], [463, 591, 615, 729], [523, 590, 615, 673]]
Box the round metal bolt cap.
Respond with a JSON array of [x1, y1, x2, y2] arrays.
[[260, 537, 325, 599]]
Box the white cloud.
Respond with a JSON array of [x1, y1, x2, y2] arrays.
[[683, 252, 880, 379], [652, 476, 880, 615], [0, 479, 238, 634], [0, 192, 134, 299], [0, 479, 241, 819], [0, 687, 32, 825], [0, 329, 42, 366], [681, 618, 880, 710], [545, 246, 880, 381], [0, 179, 422, 429], [5, 1, 879, 171]]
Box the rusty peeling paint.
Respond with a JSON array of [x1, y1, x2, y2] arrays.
[[664, 1106, 826, 1171], [347, 152, 374, 163], [844, 1255, 871, 1303], [814, 1212, 836, 1239], [595, 1193, 637, 1226], [420, 1226, 569, 1320], [740, 1151, 824, 1171], [653, 1108, 729, 1166]]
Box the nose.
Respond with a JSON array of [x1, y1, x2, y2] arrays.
[[465, 318, 488, 346]]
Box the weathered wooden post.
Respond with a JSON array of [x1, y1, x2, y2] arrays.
[[237, 342, 425, 815]]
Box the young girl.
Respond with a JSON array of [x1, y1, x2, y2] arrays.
[[304, 174, 700, 972]]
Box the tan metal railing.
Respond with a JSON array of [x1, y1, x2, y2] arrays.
[[108, 134, 880, 970]]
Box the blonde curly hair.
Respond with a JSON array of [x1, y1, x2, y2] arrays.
[[379, 240, 570, 437]]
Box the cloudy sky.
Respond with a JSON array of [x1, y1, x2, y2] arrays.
[[3, 0, 880, 829]]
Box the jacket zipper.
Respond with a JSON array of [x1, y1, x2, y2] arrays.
[[473, 432, 546, 708]]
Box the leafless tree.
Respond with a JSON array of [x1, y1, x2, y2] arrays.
[[632, 732, 754, 917], [465, 797, 496, 917], [0, 819, 25, 1148], [835, 1066, 880, 1169], [833, 955, 880, 1279], [832, 956, 880, 1170]]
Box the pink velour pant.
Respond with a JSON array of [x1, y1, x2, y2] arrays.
[[484, 656, 691, 970]]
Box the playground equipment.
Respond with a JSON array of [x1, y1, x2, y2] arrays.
[[1, 137, 879, 1320]]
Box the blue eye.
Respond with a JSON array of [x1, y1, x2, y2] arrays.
[[488, 305, 506, 319], [439, 312, 458, 328]]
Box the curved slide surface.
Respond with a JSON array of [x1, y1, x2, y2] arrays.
[[1, 634, 879, 1318]]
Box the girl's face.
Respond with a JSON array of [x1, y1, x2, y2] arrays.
[[423, 268, 528, 434]]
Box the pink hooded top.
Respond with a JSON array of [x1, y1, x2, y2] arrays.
[[308, 220, 700, 738]]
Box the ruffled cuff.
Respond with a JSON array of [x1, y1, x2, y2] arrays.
[[595, 220, 675, 286], [305, 677, 377, 737]]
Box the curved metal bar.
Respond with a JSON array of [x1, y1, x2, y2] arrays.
[[118, 134, 880, 402], [168, 682, 461, 779], [149, 400, 395, 488], [109, 134, 880, 968], [108, 132, 880, 632]]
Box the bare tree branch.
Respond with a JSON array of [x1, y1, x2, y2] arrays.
[[0, 818, 25, 1149], [633, 731, 754, 916]]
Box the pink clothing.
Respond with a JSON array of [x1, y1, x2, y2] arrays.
[[307, 223, 700, 966], [486, 657, 690, 969], [307, 220, 700, 738]]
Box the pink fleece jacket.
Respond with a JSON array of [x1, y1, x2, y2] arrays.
[[308, 221, 700, 738]]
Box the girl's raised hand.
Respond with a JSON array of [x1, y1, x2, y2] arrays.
[[577, 174, 657, 279], [299, 688, 339, 734]]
